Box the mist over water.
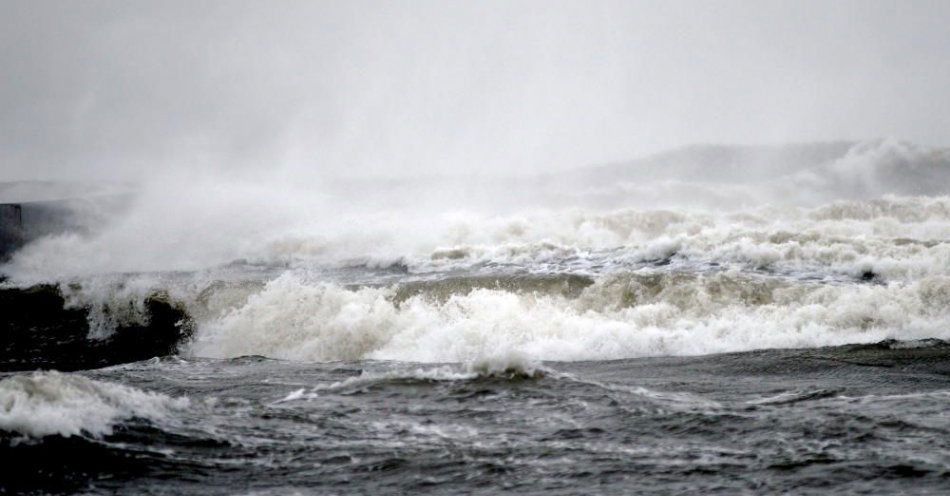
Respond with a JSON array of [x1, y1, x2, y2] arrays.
[[4, 138, 949, 363]]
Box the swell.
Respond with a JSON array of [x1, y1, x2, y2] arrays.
[[0, 432, 152, 494]]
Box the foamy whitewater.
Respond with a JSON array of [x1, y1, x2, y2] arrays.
[[3, 140, 949, 364], [0, 371, 185, 438], [2, 139, 950, 494]]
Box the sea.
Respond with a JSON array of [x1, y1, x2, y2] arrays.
[[1, 139, 949, 494]]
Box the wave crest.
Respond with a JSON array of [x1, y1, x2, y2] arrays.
[[0, 371, 187, 438], [186, 272, 950, 363]]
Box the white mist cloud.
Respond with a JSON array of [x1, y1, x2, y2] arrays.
[[2, 0, 949, 181]]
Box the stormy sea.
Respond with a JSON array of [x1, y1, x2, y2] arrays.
[[2, 140, 950, 494]]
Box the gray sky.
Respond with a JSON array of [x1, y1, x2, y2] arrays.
[[2, 0, 949, 181]]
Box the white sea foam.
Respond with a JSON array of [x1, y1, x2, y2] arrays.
[[5, 191, 949, 360], [0, 371, 187, 438], [3, 140, 948, 281], [399, 195, 950, 281], [3, 140, 949, 362], [186, 271, 950, 363]]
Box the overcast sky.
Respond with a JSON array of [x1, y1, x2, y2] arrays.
[[2, 0, 949, 181]]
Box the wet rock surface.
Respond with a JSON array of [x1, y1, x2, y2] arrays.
[[0, 284, 193, 372]]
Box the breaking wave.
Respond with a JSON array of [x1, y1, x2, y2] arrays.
[[0, 371, 187, 438], [186, 271, 950, 363], [4, 140, 950, 279], [2, 140, 949, 366]]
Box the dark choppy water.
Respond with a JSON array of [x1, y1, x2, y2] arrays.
[[3, 341, 950, 495]]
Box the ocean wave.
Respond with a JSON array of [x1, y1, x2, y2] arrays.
[[185, 271, 950, 363], [2, 140, 949, 281], [4, 222, 948, 366], [0, 371, 187, 439], [2, 141, 948, 365]]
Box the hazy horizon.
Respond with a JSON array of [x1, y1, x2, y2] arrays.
[[3, 1, 950, 182]]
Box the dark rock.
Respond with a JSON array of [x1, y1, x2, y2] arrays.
[[0, 285, 193, 372]]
